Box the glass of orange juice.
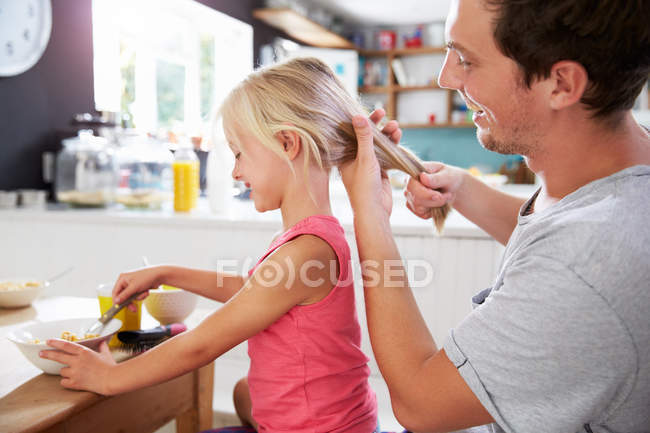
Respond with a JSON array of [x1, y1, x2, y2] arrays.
[[172, 146, 199, 212], [96, 283, 142, 347]]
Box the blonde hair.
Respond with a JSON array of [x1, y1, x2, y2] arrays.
[[219, 57, 450, 232]]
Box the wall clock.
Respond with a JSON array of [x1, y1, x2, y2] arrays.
[[0, 0, 52, 77]]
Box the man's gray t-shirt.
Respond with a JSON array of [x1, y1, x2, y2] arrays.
[[443, 165, 650, 433]]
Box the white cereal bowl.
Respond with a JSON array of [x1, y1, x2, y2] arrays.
[[144, 287, 197, 325], [7, 317, 122, 375], [0, 278, 49, 308]]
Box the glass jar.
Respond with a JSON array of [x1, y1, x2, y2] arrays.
[[114, 134, 174, 209], [55, 130, 118, 207]]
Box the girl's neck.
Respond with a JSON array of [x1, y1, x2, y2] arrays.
[[280, 170, 333, 231]]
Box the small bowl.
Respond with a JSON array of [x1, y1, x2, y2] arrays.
[[18, 189, 47, 208], [7, 317, 122, 375], [0, 190, 18, 208], [144, 286, 197, 325], [0, 279, 49, 308]]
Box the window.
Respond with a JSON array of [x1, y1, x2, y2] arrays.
[[92, 0, 253, 137]]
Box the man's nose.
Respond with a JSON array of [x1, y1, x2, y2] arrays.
[[438, 51, 462, 90]]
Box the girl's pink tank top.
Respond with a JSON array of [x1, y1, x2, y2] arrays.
[[246, 215, 377, 433]]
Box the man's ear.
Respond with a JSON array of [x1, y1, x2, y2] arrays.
[[548, 60, 588, 111], [276, 130, 302, 161]]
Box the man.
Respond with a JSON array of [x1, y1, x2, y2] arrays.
[[341, 0, 650, 432]]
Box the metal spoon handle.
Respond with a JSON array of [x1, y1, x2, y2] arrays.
[[85, 291, 141, 336], [99, 291, 141, 325], [45, 266, 74, 284]]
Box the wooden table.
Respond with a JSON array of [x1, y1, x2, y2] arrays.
[[0, 296, 215, 433]]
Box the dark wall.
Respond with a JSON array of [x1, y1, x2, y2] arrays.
[[0, 0, 287, 190]]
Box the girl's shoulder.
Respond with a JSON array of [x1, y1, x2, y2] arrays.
[[276, 234, 338, 305], [281, 215, 344, 239], [270, 215, 346, 256], [276, 234, 338, 275]]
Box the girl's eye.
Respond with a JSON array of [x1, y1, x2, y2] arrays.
[[235, 152, 241, 160]]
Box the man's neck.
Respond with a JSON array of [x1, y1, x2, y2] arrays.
[[526, 111, 650, 212]]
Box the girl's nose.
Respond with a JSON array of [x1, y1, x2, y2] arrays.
[[231, 164, 241, 181]]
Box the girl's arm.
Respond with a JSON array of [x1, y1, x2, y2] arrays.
[[111, 265, 245, 304], [42, 235, 336, 395], [156, 266, 245, 303]]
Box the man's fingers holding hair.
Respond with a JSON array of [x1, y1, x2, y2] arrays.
[[369, 108, 386, 125], [407, 179, 450, 207], [419, 171, 447, 191], [422, 161, 445, 174], [406, 200, 432, 220], [352, 116, 375, 162], [382, 120, 402, 144]]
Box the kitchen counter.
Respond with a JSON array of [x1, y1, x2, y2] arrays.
[[0, 183, 538, 239]]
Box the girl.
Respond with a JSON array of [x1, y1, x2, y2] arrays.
[[40, 57, 444, 432]]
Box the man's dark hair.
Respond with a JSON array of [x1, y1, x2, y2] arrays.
[[484, 0, 650, 119]]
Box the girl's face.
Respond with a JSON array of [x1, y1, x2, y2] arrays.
[[225, 121, 289, 213]]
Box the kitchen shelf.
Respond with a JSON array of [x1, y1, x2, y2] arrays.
[[361, 84, 443, 93], [401, 123, 475, 129], [394, 84, 442, 92], [359, 47, 473, 128], [359, 46, 447, 57], [360, 85, 391, 94], [252, 8, 355, 49]]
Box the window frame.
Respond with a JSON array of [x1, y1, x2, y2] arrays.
[[92, 0, 253, 134]]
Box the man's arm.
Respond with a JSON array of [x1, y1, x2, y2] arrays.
[[354, 212, 493, 432], [343, 116, 493, 432]]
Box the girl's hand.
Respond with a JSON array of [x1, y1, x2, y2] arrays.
[[112, 266, 164, 311], [340, 115, 393, 218], [405, 162, 462, 219], [40, 340, 117, 395]]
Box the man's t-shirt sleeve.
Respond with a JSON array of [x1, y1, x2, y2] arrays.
[[442, 254, 636, 433]]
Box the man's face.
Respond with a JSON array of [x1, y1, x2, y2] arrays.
[[439, 0, 546, 156]]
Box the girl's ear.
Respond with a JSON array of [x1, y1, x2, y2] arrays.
[[277, 130, 302, 161]]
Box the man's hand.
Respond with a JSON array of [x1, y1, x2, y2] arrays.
[[370, 108, 402, 145], [40, 339, 117, 395], [405, 162, 463, 219], [340, 115, 393, 218]]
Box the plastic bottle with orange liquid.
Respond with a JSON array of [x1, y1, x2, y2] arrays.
[[172, 143, 199, 212]]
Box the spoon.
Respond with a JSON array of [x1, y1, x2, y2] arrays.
[[44, 266, 74, 285], [84, 291, 141, 336]]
